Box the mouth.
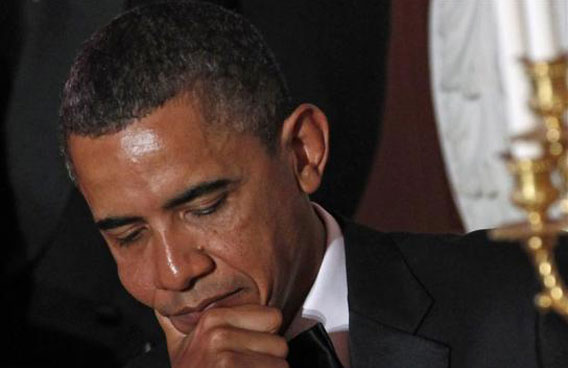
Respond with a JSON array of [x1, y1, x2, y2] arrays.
[[168, 288, 244, 334]]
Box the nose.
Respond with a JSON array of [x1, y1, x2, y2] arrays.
[[152, 227, 214, 291]]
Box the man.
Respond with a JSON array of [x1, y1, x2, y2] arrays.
[[59, 2, 568, 368]]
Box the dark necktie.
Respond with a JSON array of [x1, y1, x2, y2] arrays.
[[287, 323, 344, 368]]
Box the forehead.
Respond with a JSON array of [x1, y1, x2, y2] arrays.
[[68, 97, 260, 218], [70, 97, 222, 176]]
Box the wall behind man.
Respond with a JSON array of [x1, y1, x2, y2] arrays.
[[2, 1, 162, 366], [356, 0, 464, 234]]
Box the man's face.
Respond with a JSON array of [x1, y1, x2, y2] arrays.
[[69, 96, 318, 336]]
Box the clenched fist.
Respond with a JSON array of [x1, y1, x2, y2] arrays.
[[156, 304, 289, 368]]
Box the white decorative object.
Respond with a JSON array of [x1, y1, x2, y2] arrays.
[[522, 0, 561, 60], [494, 0, 542, 159], [429, 0, 568, 231]]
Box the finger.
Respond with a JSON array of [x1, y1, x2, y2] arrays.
[[199, 304, 283, 334], [155, 305, 284, 357], [155, 310, 187, 356], [214, 351, 289, 368], [205, 327, 289, 358]]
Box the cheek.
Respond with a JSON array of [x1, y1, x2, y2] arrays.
[[104, 235, 157, 307], [116, 257, 156, 308], [237, 213, 293, 303], [200, 208, 275, 304]]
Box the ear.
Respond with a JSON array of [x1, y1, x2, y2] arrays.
[[280, 104, 330, 194]]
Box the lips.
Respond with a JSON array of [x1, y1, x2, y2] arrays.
[[168, 288, 244, 334]]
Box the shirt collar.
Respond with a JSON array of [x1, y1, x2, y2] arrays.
[[285, 203, 349, 338]]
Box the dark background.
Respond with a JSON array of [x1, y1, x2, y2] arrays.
[[1, 0, 462, 366]]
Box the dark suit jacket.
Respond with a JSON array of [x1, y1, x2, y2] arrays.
[[343, 221, 568, 368], [129, 221, 568, 367]]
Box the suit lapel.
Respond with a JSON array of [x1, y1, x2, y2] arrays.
[[349, 312, 448, 368], [341, 221, 449, 368]]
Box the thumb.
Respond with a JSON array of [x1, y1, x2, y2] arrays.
[[155, 310, 188, 357]]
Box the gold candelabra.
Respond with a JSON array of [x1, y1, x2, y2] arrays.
[[491, 55, 568, 319]]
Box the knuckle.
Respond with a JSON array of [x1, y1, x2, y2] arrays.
[[193, 320, 208, 339], [207, 327, 231, 349], [200, 308, 223, 330], [274, 359, 290, 368], [216, 351, 238, 368], [277, 338, 289, 358], [267, 307, 283, 331]]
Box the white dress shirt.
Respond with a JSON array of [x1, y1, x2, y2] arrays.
[[285, 203, 350, 365]]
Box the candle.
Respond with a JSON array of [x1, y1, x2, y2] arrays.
[[493, 0, 543, 158], [522, 0, 561, 60]]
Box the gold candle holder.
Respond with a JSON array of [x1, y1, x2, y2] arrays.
[[526, 235, 568, 316], [524, 56, 567, 158], [491, 156, 561, 240], [492, 56, 568, 321], [525, 56, 568, 209], [491, 156, 568, 319], [510, 157, 558, 228]]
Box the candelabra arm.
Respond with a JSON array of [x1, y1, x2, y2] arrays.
[[526, 236, 568, 316], [492, 56, 568, 321]]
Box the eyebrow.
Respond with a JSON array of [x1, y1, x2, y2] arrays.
[[96, 216, 144, 231], [95, 179, 233, 231]]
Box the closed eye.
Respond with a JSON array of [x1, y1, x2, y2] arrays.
[[189, 192, 228, 217], [116, 228, 145, 246]]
